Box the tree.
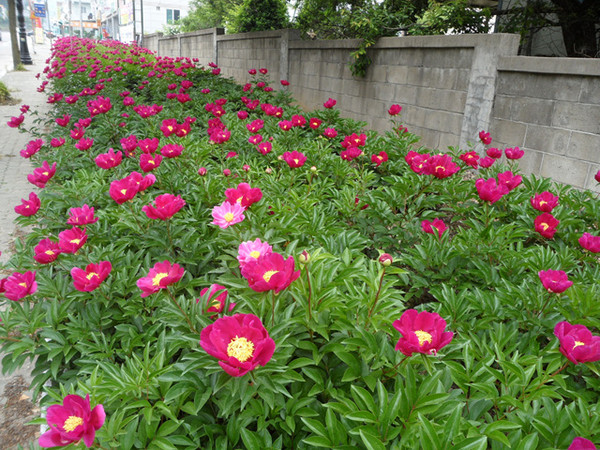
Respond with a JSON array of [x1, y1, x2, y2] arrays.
[[227, 0, 289, 34], [176, 0, 241, 33], [496, 0, 599, 57]]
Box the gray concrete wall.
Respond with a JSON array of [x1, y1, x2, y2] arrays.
[[143, 29, 600, 189], [491, 56, 600, 190]]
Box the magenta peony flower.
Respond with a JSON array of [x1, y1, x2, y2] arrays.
[[388, 104, 402, 116], [478, 130, 492, 145], [475, 178, 509, 204], [225, 183, 262, 208], [423, 154, 460, 179], [15, 192, 41, 216], [554, 321, 600, 365], [497, 170, 522, 192], [136, 260, 185, 297], [371, 151, 388, 167], [200, 313, 275, 377], [3, 271, 37, 301], [33, 238, 62, 264], [67, 204, 98, 226], [421, 218, 447, 237], [282, 151, 307, 168], [568, 437, 597, 450], [323, 98, 337, 108], [393, 309, 454, 356], [95, 148, 123, 170], [241, 252, 300, 294], [538, 269, 573, 293], [58, 227, 88, 254], [27, 161, 57, 188], [39, 394, 105, 448], [505, 146, 524, 160], [459, 151, 479, 169], [534, 213, 559, 239], [530, 191, 559, 213], [142, 194, 186, 220], [71, 261, 112, 292], [579, 232, 600, 253], [198, 284, 235, 317]]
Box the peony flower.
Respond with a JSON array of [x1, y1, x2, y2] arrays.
[[34, 238, 62, 264], [211, 201, 245, 229], [341, 133, 367, 148], [423, 154, 460, 179], [198, 284, 235, 317], [538, 269, 573, 293], [95, 148, 123, 170], [136, 260, 185, 297], [58, 227, 88, 254], [238, 238, 273, 268], [282, 151, 307, 168], [421, 219, 447, 237], [15, 192, 41, 216], [257, 142, 272, 155], [554, 321, 600, 365], [568, 437, 597, 450], [595, 170, 600, 183], [139, 153, 163, 172], [534, 213, 559, 239], [51, 137, 66, 148], [323, 128, 338, 139], [241, 252, 300, 294], [200, 313, 275, 377], [486, 147, 502, 159], [393, 309, 454, 356], [379, 253, 393, 266], [142, 194, 186, 220], [160, 144, 184, 158], [579, 232, 600, 253], [75, 137, 94, 151], [459, 151, 479, 169], [225, 183, 262, 208], [497, 170, 522, 191], [309, 117, 322, 129], [138, 137, 160, 154], [27, 161, 57, 188], [3, 271, 37, 300], [505, 146, 524, 160], [38, 394, 105, 448], [109, 177, 138, 204], [478, 130, 492, 145], [71, 261, 112, 292], [388, 104, 402, 116], [479, 156, 495, 168], [407, 152, 431, 174], [67, 204, 98, 226], [371, 151, 388, 167], [530, 191, 559, 213], [475, 178, 509, 204], [7, 115, 25, 128], [324, 98, 337, 108]]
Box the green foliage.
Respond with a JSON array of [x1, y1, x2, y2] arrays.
[[227, 0, 289, 34], [2, 37, 600, 449], [0, 80, 14, 103], [175, 0, 242, 33]]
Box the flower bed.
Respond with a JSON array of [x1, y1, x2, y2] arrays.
[[3, 36, 600, 449]]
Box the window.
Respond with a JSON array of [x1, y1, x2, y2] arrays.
[[166, 9, 180, 24]]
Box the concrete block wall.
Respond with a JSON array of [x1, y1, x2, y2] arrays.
[[491, 57, 600, 190]]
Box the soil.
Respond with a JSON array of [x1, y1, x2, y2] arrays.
[[0, 376, 39, 448]]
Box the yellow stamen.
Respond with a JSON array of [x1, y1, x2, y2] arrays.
[[120, 189, 128, 195], [293, 159, 299, 164], [541, 223, 549, 231], [573, 341, 585, 348], [63, 415, 83, 432], [86, 272, 99, 280], [70, 239, 81, 245], [224, 212, 234, 222], [45, 250, 55, 255], [19, 282, 27, 288], [152, 272, 168, 286], [227, 336, 254, 362], [263, 270, 279, 283], [250, 251, 260, 259], [43, 172, 49, 176], [415, 330, 433, 346]]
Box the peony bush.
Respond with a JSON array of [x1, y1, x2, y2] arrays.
[[2, 36, 600, 449]]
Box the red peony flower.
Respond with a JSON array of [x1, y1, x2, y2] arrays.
[[142, 194, 186, 220], [139, 153, 163, 172], [579, 232, 600, 253], [27, 161, 57, 188], [534, 213, 559, 239], [323, 128, 337, 139], [595, 170, 600, 183], [407, 152, 431, 174], [75, 137, 94, 151], [341, 147, 362, 161], [246, 119, 264, 133], [95, 148, 122, 169], [538, 269, 573, 293], [34, 238, 62, 264], [3, 271, 37, 301], [459, 151, 479, 169], [423, 154, 460, 179], [138, 137, 159, 154], [497, 170, 522, 191], [568, 437, 597, 450], [15, 192, 41, 216], [505, 146, 524, 160], [371, 151, 388, 167], [225, 183, 262, 208], [241, 252, 300, 294], [71, 261, 112, 292], [58, 227, 88, 254], [486, 147, 502, 159], [136, 260, 185, 297], [475, 178, 509, 204], [421, 218, 447, 237], [554, 321, 600, 365], [530, 191, 559, 213], [109, 177, 138, 204], [478, 130, 492, 145], [200, 313, 275, 377], [51, 137, 66, 148], [258, 142, 272, 155], [198, 284, 235, 317], [7, 115, 25, 128], [324, 98, 337, 108], [388, 104, 402, 116], [479, 156, 495, 168], [38, 394, 105, 448], [67, 204, 98, 226], [282, 151, 307, 168], [393, 309, 454, 356]]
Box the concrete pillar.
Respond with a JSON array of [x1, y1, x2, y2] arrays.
[[213, 28, 224, 66], [279, 29, 299, 87], [459, 34, 520, 152]]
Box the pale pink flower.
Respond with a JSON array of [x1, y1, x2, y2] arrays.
[[211, 202, 245, 229], [238, 239, 273, 268]]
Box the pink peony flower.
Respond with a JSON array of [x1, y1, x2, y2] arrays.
[[238, 238, 273, 268], [479, 130, 492, 145], [421, 219, 447, 237], [530, 191, 559, 213], [475, 178, 509, 204], [139, 153, 163, 172], [225, 183, 262, 208], [241, 252, 300, 294], [486, 147, 502, 159], [38, 394, 105, 448], [497, 170, 522, 191], [27, 161, 57, 188], [568, 437, 597, 450], [136, 260, 185, 297], [534, 213, 559, 239], [15, 192, 41, 216], [95, 148, 122, 170], [388, 104, 402, 116], [71, 261, 112, 292], [211, 201, 245, 229], [142, 194, 186, 220], [58, 227, 88, 254], [3, 271, 37, 301], [34, 238, 62, 264], [579, 232, 600, 253], [198, 284, 235, 317], [554, 321, 600, 365], [200, 313, 275, 377], [282, 151, 307, 168], [505, 146, 524, 160], [538, 269, 573, 293], [67, 204, 98, 226], [393, 309, 454, 356]]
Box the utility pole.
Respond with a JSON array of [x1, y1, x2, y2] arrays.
[[7, 0, 21, 69], [139, 0, 143, 46], [79, 0, 83, 37], [16, 0, 32, 64], [68, 0, 72, 34]]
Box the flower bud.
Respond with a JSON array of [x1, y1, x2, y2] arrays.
[[379, 253, 393, 267], [265, 167, 272, 174], [310, 166, 317, 172], [223, 169, 231, 177], [243, 164, 250, 172], [198, 167, 207, 176], [299, 250, 310, 264]]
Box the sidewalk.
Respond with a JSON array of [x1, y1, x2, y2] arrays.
[[0, 41, 52, 448]]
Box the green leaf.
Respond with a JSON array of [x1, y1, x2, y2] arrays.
[[240, 428, 263, 450], [453, 436, 488, 450], [358, 429, 386, 450], [345, 411, 378, 423]]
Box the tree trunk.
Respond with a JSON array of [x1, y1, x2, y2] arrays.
[[7, 0, 21, 69], [553, 0, 599, 57]]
